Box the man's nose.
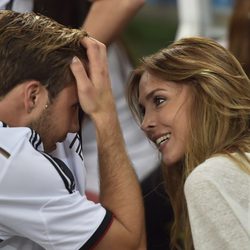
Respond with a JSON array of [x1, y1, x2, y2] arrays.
[[70, 117, 80, 133]]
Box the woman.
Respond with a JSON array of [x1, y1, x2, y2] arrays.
[[127, 36, 250, 250]]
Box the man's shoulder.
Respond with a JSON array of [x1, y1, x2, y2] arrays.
[[0, 124, 42, 153]]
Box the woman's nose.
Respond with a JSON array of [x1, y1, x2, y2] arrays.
[[140, 112, 156, 132]]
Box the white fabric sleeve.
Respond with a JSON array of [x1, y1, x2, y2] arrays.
[[40, 193, 113, 250], [0, 140, 113, 250], [184, 160, 250, 250]]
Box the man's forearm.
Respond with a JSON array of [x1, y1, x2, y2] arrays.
[[93, 111, 145, 247], [71, 37, 146, 249]]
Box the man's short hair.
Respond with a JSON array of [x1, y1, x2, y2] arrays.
[[0, 10, 88, 99]]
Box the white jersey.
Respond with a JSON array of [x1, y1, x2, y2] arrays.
[[0, 122, 113, 250], [0, 0, 33, 12], [184, 154, 250, 250], [51, 133, 86, 196]]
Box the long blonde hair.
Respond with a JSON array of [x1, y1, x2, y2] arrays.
[[127, 37, 250, 249]]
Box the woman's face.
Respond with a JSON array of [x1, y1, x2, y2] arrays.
[[138, 72, 192, 167]]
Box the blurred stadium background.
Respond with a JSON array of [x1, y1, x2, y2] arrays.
[[123, 0, 234, 64]]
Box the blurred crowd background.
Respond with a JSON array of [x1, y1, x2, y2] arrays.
[[123, 0, 234, 64]]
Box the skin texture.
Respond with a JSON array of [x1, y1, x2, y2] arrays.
[[0, 81, 79, 153], [30, 83, 80, 152], [138, 72, 192, 167], [83, 0, 145, 45]]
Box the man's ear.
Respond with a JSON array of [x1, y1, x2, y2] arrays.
[[23, 81, 45, 113]]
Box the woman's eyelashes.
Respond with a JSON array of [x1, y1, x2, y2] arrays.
[[139, 104, 145, 117], [153, 95, 166, 107], [138, 95, 166, 118]]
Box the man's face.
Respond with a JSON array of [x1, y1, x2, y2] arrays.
[[30, 83, 80, 152]]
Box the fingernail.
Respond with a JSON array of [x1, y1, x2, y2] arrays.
[[72, 56, 80, 64]]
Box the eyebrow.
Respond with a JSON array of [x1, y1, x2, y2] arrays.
[[139, 88, 167, 104]]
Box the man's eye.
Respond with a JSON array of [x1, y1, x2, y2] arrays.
[[153, 96, 165, 106], [72, 104, 80, 110]]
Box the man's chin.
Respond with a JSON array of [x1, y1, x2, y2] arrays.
[[59, 135, 67, 143], [44, 144, 57, 153], [44, 135, 67, 152]]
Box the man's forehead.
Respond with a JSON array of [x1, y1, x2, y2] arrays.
[[0, 10, 16, 23]]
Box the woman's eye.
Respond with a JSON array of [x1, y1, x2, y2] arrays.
[[153, 96, 165, 106], [139, 104, 145, 117]]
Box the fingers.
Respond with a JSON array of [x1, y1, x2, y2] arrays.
[[80, 37, 109, 88], [70, 36, 113, 116], [70, 56, 98, 114], [70, 56, 91, 92]]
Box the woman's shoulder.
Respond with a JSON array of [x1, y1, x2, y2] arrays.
[[184, 154, 250, 201], [187, 153, 249, 181]]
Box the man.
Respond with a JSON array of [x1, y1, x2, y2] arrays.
[[0, 10, 145, 250], [0, 0, 159, 201]]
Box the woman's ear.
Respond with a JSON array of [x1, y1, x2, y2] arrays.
[[23, 81, 45, 114]]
